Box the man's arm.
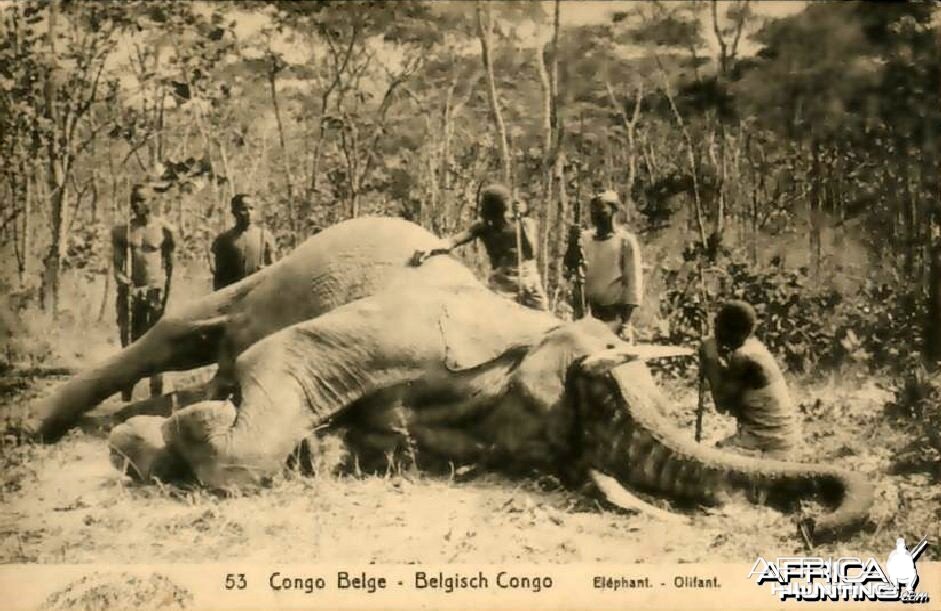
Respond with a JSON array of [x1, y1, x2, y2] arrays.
[[162, 224, 175, 276], [699, 339, 745, 416], [263, 229, 276, 266], [445, 223, 482, 250], [210, 234, 227, 290], [411, 223, 482, 266], [161, 224, 176, 305], [112, 226, 129, 285], [620, 232, 644, 306]]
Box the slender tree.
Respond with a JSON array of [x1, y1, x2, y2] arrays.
[[475, 1, 511, 184]]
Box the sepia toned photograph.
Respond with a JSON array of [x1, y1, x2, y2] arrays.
[[0, 0, 939, 609]]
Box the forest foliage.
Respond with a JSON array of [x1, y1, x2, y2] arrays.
[[0, 0, 938, 389]]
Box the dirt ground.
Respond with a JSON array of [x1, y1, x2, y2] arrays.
[[2, 349, 939, 566], [2, 274, 939, 566]]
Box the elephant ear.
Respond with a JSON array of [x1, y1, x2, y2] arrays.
[[513, 318, 617, 410], [437, 289, 557, 371]]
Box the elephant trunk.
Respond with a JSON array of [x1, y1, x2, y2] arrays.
[[578, 361, 873, 542]]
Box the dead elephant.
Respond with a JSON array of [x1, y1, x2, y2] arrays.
[[29, 217, 874, 543]]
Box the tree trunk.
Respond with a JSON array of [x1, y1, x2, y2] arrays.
[[713, 122, 727, 255], [45, 162, 69, 317], [928, 225, 941, 367], [657, 58, 706, 248], [808, 139, 823, 276], [750, 140, 763, 265], [440, 80, 455, 232], [19, 156, 31, 282], [901, 151, 917, 279], [537, 39, 554, 285], [924, 114, 941, 368], [624, 90, 641, 219], [476, 2, 511, 184], [217, 137, 234, 204], [42, 0, 67, 316], [156, 85, 166, 165], [547, 0, 562, 297], [269, 60, 296, 233], [552, 151, 568, 298], [603, 126, 612, 189], [605, 81, 643, 220]]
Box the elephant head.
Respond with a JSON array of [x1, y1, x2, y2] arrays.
[[569, 357, 873, 543]]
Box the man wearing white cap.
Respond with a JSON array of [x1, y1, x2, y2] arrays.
[[581, 190, 644, 339]]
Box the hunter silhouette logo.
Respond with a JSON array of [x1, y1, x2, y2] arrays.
[[748, 536, 930, 603], [886, 537, 923, 593]]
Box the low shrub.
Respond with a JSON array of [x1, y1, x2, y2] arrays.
[[648, 245, 927, 377]]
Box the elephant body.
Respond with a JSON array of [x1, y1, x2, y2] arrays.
[[33, 217, 873, 543]]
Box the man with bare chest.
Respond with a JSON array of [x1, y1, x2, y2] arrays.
[[112, 184, 175, 401], [699, 300, 801, 458], [211, 194, 276, 291], [410, 183, 548, 310]]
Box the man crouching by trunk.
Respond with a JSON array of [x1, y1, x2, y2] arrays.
[[699, 300, 801, 458]]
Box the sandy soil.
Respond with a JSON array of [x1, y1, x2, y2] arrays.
[[2, 366, 938, 567]]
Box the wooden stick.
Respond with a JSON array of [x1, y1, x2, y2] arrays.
[[695, 360, 706, 442]]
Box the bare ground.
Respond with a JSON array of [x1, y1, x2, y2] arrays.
[[2, 358, 939, 566]]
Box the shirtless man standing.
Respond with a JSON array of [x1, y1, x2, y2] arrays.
[[112, 184, 175, 401], [410, 183, 548, 311]]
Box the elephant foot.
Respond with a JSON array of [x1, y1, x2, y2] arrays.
[[286, 432, 352, 478], [108, 416, 191, 482], [109, 402, 323, 489], [110, 386, 211, 425], [162, 400, 288, 489]]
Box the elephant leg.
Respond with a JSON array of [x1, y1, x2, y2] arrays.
[[110, 390, 309, 488], [288, 431, 351, 477], [30, 313, 229, 442], [163, 380, 319, 489], [108, 416, 192, 483], [346, 423, 487, 474], [409, 424, 488, 465], [344, 429, 410, 473], [160, 289, 530, 489]]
